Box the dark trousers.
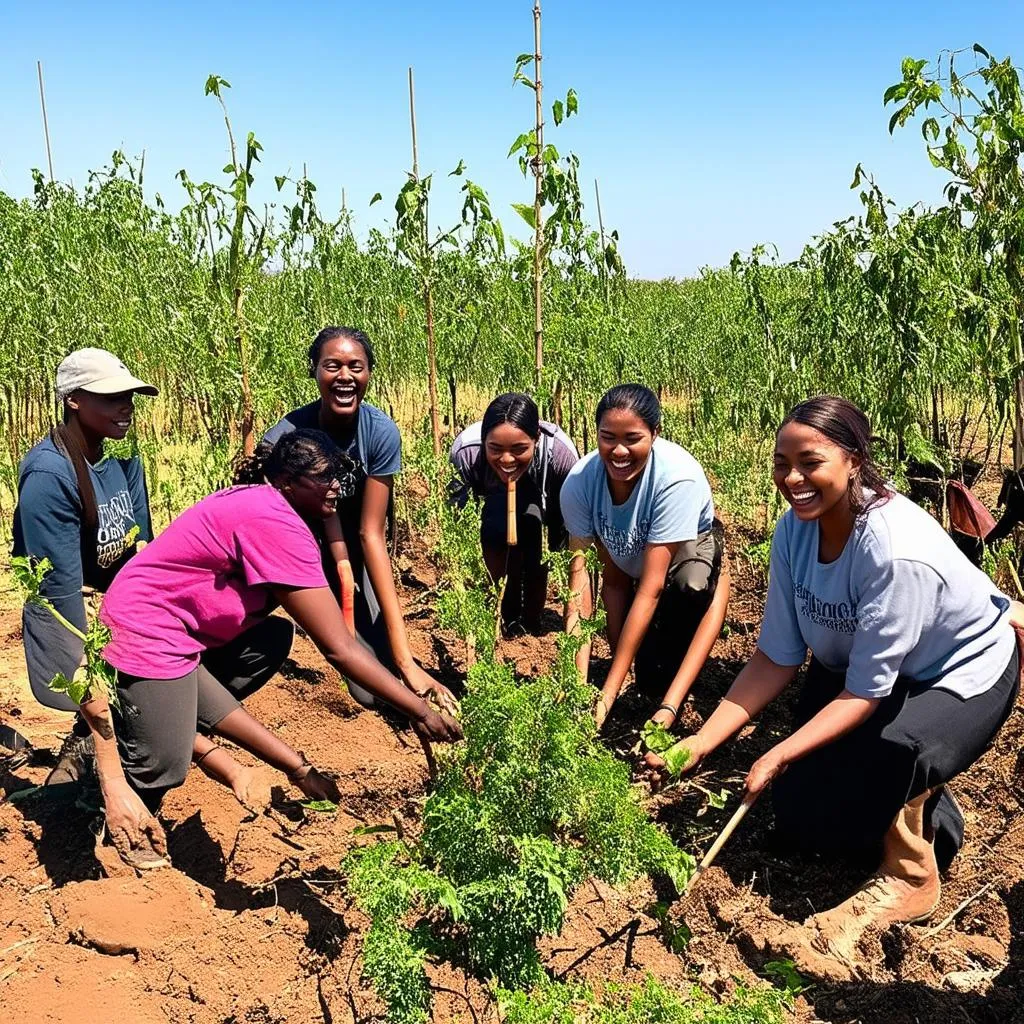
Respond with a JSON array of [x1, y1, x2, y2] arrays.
[[633, 526, 723, 699], [114, 616, 294, 809], [480, 489, 553, 632], [772, 645, 1020, 872]]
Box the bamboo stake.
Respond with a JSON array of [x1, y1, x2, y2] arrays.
[[507, 479, 518, 546], [408, 66, 442, 458], [532, 0, 544, 391], [36, 61, 55, 183], [682, 790, 760, 897], [595, 178, 610, 308]]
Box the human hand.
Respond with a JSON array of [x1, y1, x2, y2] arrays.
[[641, 733, 708, 792], [411, 705, 464, 743], [102, 779, 169, 869], [745, 746, 787, 795], [648, 705, 676, 729], [406, 664, 460, 716], [291, 764, 341, 804], [594, 692, 613, 731]]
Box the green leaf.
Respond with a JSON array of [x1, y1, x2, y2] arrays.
[[352, 823, 399, 835], [973, 43, 992, 60], [369, 192, 382, 206], [274, 175, 287, 191], [507, 131, 533, 158], [48, 671, 90, 707], [552, 99, 564, 127], [707, 788, 729, 810], [566, 88, 578, 117], [449, 159, 466, 177], [512, 202, 536, 228], [301, 799, 338, 814]]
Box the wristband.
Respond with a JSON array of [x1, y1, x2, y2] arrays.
[[657, 703, 678, 717]]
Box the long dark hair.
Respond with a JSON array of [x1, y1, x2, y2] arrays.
[[780, 396, 890, 517], [50, 419, 100, 533], [234, 429, 360, 498], [307, 326, 375, 376], [482, 392, 540, 441], [596, 384, 661, 433]]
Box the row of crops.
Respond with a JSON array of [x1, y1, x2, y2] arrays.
[[2, 45, 1024, 536]]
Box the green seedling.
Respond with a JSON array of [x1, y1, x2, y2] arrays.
[[640, 721, 691, 779], [763, 957, 813, 1001], [300, 799, 338, 814], [11, 557, 120, 709]]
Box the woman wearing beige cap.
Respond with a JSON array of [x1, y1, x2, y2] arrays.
[[12, 348, 158, 783]]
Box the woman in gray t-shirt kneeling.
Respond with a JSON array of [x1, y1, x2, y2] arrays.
[[647, 395, 1019, 965], [561, 384, 730, 731]]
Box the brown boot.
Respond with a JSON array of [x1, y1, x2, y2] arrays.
[[803, 791, 941, 961]]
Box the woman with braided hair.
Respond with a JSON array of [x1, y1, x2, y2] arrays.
[[91, 429, 462, 869]]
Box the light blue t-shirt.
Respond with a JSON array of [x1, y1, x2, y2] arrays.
[[758, 492, 1014, 700], [560, 437, 714, 579]]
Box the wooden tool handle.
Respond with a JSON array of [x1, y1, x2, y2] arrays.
[[338, 559, 356, 635], [683, 789, 760, 896], [507, 479, 518, 547]]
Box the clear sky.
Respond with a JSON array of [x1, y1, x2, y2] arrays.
[[3, 1, 1023, 279]]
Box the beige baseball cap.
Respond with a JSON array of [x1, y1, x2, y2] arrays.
[[55, 348, 158, 401]]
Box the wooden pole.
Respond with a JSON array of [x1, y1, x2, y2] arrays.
[[683, 790, 760, 896], [532, 0, 544, 392], [594, 178, 610, 308], [507, 479, 518, 546], [408, 66, 442, 458], [36, 61, 55, 183]]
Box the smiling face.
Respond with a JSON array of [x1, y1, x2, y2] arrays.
[[314, 337, 371, 422], [484, 422, 536, 485], [773, 421, 860, 523], [281, 460, 343, 521], [597, 407, 657, 490], [66, 389, 136, 441]]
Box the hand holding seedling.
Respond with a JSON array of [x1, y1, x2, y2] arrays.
[[407, 664, 460, 717], [642, 727, 706, 792], [411, 705, 463, 743]]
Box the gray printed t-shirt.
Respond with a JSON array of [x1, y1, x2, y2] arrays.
[[560, 437, 714, 579], [758, 492, 1014, 699]]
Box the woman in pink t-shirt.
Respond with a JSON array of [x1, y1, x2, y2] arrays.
[[87, 430, 462, 868]]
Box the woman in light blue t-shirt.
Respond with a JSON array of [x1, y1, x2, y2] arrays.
[[647, 396, 1020, 969], [561, 384, 730, 730]]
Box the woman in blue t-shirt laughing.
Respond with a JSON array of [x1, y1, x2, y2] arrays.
[[264, 326, 455, 714], [647, 395, 1020, 964], [561, 384, 730, 730]]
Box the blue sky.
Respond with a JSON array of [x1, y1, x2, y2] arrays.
[[3, 1, 1023, 279]]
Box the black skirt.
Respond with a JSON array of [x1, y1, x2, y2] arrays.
[[771, 644, 1020, 871]]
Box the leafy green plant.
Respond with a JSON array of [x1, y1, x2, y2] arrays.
[[641, 721, 691, 779], [499, 976, 786, 1024], [11, 556, 119, 708], [763, 958, 813, 1002], [345, 540, 694, 1021]]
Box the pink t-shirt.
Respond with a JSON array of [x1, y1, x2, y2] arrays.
[[101, 485, 328, 679]]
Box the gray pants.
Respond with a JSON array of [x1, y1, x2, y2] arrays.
[[114, 616, 294, 808], [633, 525, 724, 699]]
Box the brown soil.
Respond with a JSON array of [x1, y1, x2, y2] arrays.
[[1, 534, 1022, 1023]]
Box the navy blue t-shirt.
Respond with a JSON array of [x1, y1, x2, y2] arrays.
[[12, 435, 151, 707]]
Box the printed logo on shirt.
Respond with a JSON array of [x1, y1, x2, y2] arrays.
[[597, 514, 651, 564], [793, 580, 858, 634], [96, 490, 137, 568]]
